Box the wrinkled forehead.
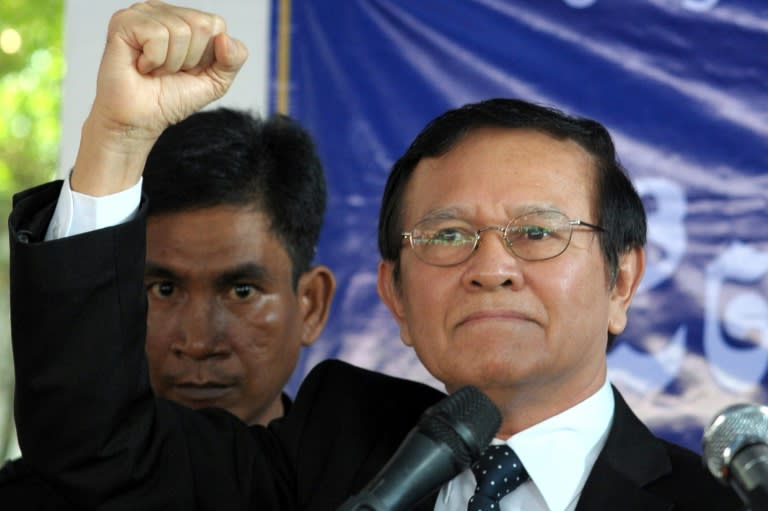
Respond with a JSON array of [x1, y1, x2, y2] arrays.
[[399, 128, 600, 227]]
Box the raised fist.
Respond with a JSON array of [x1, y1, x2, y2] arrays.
[[72, 0, 248, 195]]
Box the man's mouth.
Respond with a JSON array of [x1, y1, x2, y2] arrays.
[[171, 382, 233, 402], [458, 310, 531, 327]]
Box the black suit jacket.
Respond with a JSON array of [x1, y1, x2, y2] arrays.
[[6, 181, 742, 510]]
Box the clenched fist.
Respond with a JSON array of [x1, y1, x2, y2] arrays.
[[72, 0, 248, 196]]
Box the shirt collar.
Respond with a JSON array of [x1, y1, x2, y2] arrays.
[[504, 380, 615, 511]]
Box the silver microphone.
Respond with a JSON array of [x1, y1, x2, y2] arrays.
[[703, 403, 768, 510]]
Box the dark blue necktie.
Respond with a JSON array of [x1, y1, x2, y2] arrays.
[[467, 444, 529, 511]]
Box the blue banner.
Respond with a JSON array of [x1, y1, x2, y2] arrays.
[[272, 0, 768, 453]]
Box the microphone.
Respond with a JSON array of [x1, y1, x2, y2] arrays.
[[703, 403, 768, 511], [338, 385, 501, 511]]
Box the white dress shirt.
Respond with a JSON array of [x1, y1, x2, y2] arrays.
[[435, 380, 615, 511], [45, 175, 142, 241]]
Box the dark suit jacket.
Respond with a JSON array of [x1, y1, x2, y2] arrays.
[[6, 181, 742, 510], [0, 393, 295, 510]]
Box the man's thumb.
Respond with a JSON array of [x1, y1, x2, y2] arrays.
[[212, 33, 249, 81]]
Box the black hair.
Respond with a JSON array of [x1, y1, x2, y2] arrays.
[[143, 108, 326, 286]]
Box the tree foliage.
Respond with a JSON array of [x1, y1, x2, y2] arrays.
[[0, 0, 64, 461]]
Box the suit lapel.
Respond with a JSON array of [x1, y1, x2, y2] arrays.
[[575, 386, 674, 511]]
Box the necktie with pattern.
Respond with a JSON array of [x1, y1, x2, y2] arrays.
[[467, 444, 529, 511]]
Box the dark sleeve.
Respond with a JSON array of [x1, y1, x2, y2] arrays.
[[0, 458, 80, 510], [273, 359, 446, 510], [8, 182, 295, 510]]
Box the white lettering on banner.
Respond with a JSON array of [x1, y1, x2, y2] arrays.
[[704, 242, 768, 392], [609, 176, 768, 395], [636, 178, 687, 294], [608, 325, 687, 394], [562, 0, 720, 11]]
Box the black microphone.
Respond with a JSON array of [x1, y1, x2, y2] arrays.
[[703, 403, 768, 511], [338, 385, 501, 511]]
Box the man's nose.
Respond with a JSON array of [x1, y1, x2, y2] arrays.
[[461, 229, 524, 290], [171, 298, 230, 359]]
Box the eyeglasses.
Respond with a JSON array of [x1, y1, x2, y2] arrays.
[[401, 209, 606, 267]]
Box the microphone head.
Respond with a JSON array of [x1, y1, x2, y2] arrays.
[[703, 403, 768, 482], [418, 386, 501, 466]]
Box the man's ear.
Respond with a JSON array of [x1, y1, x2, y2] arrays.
[[297, 265, 336, 346], [377, 260, 414, 347], [608, 246, 646, 336]]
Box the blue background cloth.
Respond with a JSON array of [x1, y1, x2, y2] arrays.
[[271, 0, 768, 453]]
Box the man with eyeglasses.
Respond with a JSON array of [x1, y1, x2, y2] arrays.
[[374, 100, 740, 510], [6, 2, 740, 509]]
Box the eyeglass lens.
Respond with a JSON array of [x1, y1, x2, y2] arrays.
[[407, 210, 577, 266]]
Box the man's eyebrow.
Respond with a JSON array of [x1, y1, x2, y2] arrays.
[[214, 263, 271, 287], [418, 207, 466, 221], [513, 203, 563, 215], [417, 203, 562, 222], [144, 261, 178, 279]]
